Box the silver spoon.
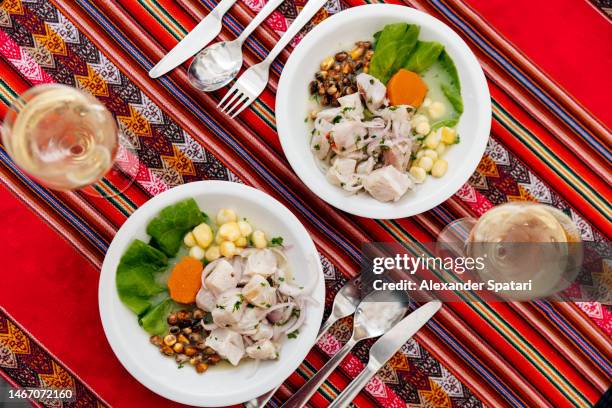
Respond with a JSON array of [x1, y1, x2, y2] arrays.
[[188, 0, 285, 91], [280, 289, 410, 408], [245, 277, 362, 408]]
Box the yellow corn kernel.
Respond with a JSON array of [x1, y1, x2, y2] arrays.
[[422, 149, 438, 160], [320, 56, 334, 71], [409, 166, 427, 183], [252, 230, 267, 249], [220, 241, 236, 258], [189, 246, 205, 260], [431, 159, 448, 178], [428, 101, 446, 119], [237, 220, 253, 237], [418, 156, 434, 172], [440, 127, 457, 144], [435, 143, 447, 157], [415, 121, 430, 136], [205, 245, 221, 262], [183, 232, 197, 248], [216, 208, 237, 225], [424, 131, 441, 149], [235, 236, 248, 247], [218, 222, 241, 242], [193, 223, 213, 249], [350, 47, 364, 60]]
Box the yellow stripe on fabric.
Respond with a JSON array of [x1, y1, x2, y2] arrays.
[[493, 102, 611, 220], [139, 0, 186, 39]]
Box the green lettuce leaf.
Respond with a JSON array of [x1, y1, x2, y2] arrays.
[[146, 198, 206, 257], [116, 239, 168, 315], [438, 50, 463, 114], [403, 41, 444, 73], [139, 298, 174, 335], [369, 23, 420, 84]]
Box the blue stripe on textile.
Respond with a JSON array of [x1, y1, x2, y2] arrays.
[[534, 301, 612, 376], [0, 150, 109, 253], [429, 0, 611, 162], [425, 311, 527, 407]]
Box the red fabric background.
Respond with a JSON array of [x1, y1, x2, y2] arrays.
[[0, 0, 609, 407], [464, 0, 612, 127]]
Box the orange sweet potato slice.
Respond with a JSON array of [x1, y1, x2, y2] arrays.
[[387, 69, 428, 108]]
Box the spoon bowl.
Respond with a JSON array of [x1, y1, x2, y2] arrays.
[[188, 41, 243, 91], [351, 290, 410, 342]]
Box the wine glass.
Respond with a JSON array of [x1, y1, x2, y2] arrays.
[[1, 84, 136, 196], [438, 201, 583, 300]]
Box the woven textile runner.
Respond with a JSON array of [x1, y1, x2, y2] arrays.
[[0, 0, 610, 407]]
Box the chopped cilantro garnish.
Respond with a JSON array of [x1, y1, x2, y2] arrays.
[[287, 330, 299, 339], [269, 236, 284, 247]]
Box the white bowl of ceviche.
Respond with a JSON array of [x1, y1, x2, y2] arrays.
[[99, 181, 325, 406], [277, 4, 491, 219]]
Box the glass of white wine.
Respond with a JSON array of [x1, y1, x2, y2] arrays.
[[2, 84, 130, 194], [438, 201, 583, 300]]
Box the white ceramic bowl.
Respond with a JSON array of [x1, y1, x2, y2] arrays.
[[276, 4, 491, 219], [99, 181, 325, 406]]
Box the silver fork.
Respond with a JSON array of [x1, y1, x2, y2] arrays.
[[218, 0, 329, 117], [244, 276, 361, 408]]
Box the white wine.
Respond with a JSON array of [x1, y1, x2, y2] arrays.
[[2, 85, 117, 190], [468, 202, 581, 299]]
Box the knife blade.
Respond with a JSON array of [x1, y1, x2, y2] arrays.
[[148, 0, 238, 78], [328, 301, 442, 408]]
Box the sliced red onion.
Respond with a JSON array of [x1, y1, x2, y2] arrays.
[[246, 358, 260, 379], [283, 310, 306, 335]]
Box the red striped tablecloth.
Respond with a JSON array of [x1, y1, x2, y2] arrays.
[[0, 0, 610, 407]]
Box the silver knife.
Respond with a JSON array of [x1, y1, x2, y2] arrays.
[[149, 0, 238, 78], [328, 301, 442, 408]]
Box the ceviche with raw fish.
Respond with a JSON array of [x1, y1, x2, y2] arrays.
[[115, 198, 315, 374], [307, 22, 463, 202]]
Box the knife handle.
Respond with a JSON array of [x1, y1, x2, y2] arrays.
[[328, 364, 377, 408], [237, 0, 285, 44], [263, 0, 328, 65], [282, 337, 357, 408]]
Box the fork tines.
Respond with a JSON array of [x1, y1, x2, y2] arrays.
[[218, 86, 252, 118]]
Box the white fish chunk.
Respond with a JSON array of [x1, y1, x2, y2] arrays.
[[363, 165, 413, 202], [330, 121, 367, 154], [245, 340, 278, 360], [205, 259, 238, 296], [326, 158, 357, 187], [195, 287, 216, 312], [383, 140, 412, 171], [205, 328, 245, 366], [337, 92, 364, 120], [356, 157, 375, 175], [356, 73, 387, 111], [251, 320, 274, 341], [212, 288, 246, 327], [231, 306, 267, 335], [243, 249, 277, 278], [242, 274, 277, 308]]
